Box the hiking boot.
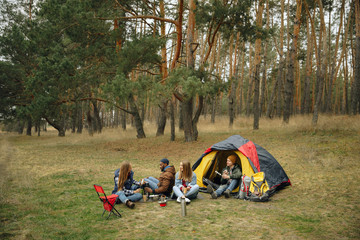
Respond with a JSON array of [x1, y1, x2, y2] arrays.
[[211, 191, 218, 199], [224, 189, 231, 198], [185, 198, 191, 203], [207, 185, 214, 193], [126, 200, 135, 209]]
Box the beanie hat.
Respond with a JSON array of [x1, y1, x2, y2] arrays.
[[227, 155, 237, 164], [160, 158, 169, 165]]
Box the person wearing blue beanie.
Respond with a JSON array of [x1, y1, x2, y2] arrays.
[[143, 158, 176, 197]]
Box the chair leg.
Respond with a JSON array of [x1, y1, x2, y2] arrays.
[[112, 208, 122, 218], [106, 211, 112, 220], [102, 209, 106, 217]]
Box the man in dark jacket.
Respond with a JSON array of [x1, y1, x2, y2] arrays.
[[208, 155, 242, 199], [143, 158, 176, 196]]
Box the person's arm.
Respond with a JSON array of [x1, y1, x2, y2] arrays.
[[154, 176, 171, 194], [174, 172, 182, 187], [189, 172, 197, 187], [132, 179, 141, 186]]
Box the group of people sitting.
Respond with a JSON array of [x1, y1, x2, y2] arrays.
[[111, 155, 241, 209]]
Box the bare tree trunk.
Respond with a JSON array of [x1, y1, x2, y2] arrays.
[[121, 104, 126, 130], [253, 0, 264, 130], [157, 0, 169, 137], [92, 100, 102, 133], [26, 116, 32, 136], [312, 0, 328, 126], [352, 0, 360, 114], [228, 34, 235, 127], [156, 102, 167, 136], [246, 44, 253, 117], [182, 0, 199, 142], [128, 94, 146, 138], [260, 0, 270, 117], [45, 117, 65, 137], [302, 15, 313, 114], [284, 0, 302, 124], [170, 99, 175, 141]]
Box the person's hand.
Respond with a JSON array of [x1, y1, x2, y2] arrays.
[[222, 173, 230, 179], [187, 187, 191, 191], [134, 188, 141, 194], [144, 187, 153, 193]]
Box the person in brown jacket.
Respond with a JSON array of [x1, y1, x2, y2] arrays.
[[143, 158, 176, 197]]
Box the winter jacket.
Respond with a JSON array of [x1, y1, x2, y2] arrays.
[[154, 165, 176, 195], [220, 163, 242, 185]]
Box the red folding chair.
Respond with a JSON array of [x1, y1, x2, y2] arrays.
[[93, 184, 121, 219]]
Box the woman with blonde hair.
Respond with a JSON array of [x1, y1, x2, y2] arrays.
[[173, 161, 199, 203], [114, 162, 142, 209]]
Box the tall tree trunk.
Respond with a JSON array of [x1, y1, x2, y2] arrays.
[[238, 41, 245, 115], [128, 94, 146, 138], [302, 15, 313, 114], [312, 0, 328, 126], [352, 0, 360, 114], [157, 0, 169, 137], [253, 0, 264, 130], [77, 104, 83, 133], [211, 95, 217, 123], [45, 117, 65, 137], [182, 0, 198, 142], [170, 99, 175, 141], [92, 100, 102, 133], [284, 0, 302, 124], [121, 104, 126, 130], [260, 0, 270, 117], [26, 116, 32, 136], [156, 102, 167, 136], [266, 60, 284, 118], [228, 34, 235, 127], [325, 0, 345, 113], [246, 44, 253, 117]]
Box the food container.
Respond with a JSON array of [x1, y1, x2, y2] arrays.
[[158, 200, 167, 207]]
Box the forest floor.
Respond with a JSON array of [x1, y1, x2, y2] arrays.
[[0, 115, 359, 240]]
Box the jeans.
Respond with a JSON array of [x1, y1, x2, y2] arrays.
[[116, 185, 142, 203], [144, 177, 159, 191], [215, 179, 240, 197], [173, 185, 199, 200]]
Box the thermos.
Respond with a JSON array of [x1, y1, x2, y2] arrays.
[[181, 188, 187, 217]]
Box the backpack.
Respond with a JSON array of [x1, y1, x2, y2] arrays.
[[248, 172, 270, 202]]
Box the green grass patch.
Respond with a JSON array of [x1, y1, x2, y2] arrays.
[[1, 115, 359, 239]]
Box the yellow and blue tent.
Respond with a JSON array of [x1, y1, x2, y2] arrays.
[[192, 135, 291, 195]]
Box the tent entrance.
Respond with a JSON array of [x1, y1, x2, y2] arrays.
[[204, 150, 243, 185]]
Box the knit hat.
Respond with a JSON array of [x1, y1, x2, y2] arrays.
[[160, 158, 169, 165], [227, 155, 237, 164]]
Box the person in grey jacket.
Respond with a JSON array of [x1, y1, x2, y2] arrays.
[[208, 155, 242, 199], [173, 161, 199, 203]]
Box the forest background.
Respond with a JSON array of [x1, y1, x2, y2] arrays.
[[1, 0, 360, 239], [0, 0, 359, 141]]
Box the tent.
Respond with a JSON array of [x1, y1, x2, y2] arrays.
[[192, 135, 291, 195]]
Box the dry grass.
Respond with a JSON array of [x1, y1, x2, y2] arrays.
[[0, 114, 359, 240]]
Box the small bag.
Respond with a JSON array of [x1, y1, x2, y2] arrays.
[[248, 172, 269, 202]]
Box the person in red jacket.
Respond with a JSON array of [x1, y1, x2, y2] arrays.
[[143, 158, 176, 197]]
